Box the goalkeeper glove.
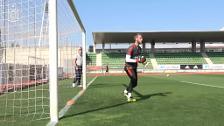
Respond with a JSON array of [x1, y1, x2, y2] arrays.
[[137, 56, 146, 63]]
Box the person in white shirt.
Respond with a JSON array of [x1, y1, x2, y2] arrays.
[[72, 47, 83, 88]]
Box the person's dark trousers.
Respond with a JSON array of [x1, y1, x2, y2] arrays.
[[73, 65, 82, 85], [124, 65, 138, 93]]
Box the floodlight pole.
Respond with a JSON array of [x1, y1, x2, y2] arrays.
[[48, 0, 58, 123]]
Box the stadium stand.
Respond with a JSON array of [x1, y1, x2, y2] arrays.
[[155, 53, 207, 65], [87, 52, 224, 69], [86, 52, 224, 68], [207, 52, 224, 64], [101, 52, 153, 69], [87, 53, 96, 65], [102, 53, 125, 68]]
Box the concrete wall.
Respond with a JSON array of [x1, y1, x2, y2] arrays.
[[1, 46, 79, 74]]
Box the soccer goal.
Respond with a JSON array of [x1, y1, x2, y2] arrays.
[[0, 0, 87, 125]]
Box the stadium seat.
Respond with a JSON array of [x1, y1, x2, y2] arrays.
[[102, 53, 125, 68], [101, 53, 153, 69], [206, 52, 224, 64], [87, 53, 96, 66], [155, 53, 206, 65]]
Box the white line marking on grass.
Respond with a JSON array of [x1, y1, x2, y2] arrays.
[[46, 76, 98, 126], [180, 80, 224, 89], [59, 76, 97, 118]]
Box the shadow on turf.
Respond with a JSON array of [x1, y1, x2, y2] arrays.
[[122, 84, 172, 98], [88, 83, 122, 89], [60, 85, 172, 120]]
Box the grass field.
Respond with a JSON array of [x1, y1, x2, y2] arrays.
[[0, 79, 82, 126], [58, 74, 224, 126], [0, 74, 224, 126]]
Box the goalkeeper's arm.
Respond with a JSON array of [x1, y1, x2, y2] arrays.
[[126, 55, 147, 64]]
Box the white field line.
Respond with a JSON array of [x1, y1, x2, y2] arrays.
[[47, 76, 98, 126], [180, 80, 224, 89]]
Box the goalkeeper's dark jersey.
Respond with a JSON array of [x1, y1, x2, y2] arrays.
[[125, 44, 142, 68]]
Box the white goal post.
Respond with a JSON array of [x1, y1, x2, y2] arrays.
[[48, 0, 58, 123], [48, 0, 86, 123]]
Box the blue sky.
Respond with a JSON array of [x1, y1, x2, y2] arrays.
[[74, 0, 224, 46]]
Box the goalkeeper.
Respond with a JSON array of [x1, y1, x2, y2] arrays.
[[123, 33, 146, 102]]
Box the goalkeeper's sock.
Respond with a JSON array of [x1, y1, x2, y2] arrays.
[[123, 90, 128, 97], [124, 89, 128, 94], [128, 93, 132, 98]]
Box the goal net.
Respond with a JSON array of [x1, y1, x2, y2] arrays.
[[0, 0, 87, 125]]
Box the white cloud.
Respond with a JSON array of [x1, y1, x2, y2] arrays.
[[220, 27, 224, 31]]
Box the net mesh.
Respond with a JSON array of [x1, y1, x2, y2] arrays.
[[0, 0, 85, 124], [0, 0, 49, 123]]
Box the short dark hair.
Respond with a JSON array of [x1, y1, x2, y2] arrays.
[[134, 33, 143, 40]]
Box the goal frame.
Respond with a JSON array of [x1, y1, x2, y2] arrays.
[[48, 0, 86, 123]]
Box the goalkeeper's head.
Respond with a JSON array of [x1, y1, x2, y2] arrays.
[[134, 33, 143, 45]]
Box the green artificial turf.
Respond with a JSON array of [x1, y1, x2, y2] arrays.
[[58, 74, 224, 126], [1, 74, 224, 126]]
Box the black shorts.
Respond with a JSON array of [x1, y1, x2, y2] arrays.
[[75, 65, 82, 78]]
